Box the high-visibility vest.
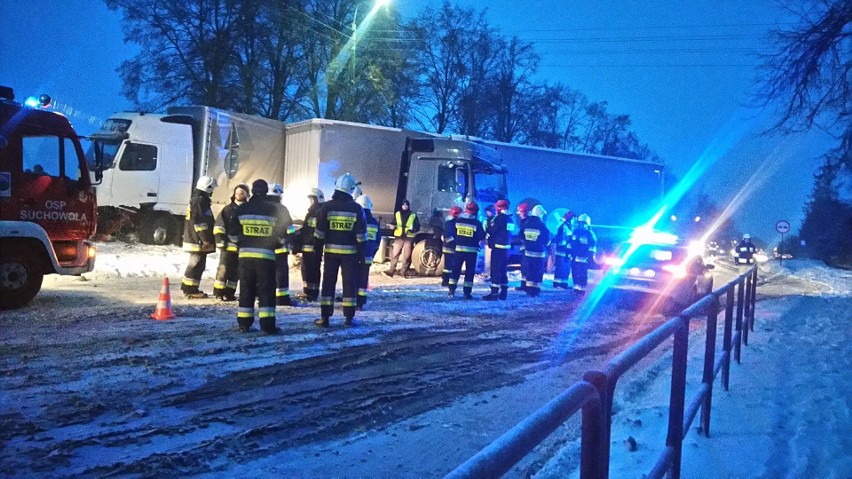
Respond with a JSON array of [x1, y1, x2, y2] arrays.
[[394, 211, 416, 238]]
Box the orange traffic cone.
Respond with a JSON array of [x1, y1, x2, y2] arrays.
[[151, 277, 176, 320]]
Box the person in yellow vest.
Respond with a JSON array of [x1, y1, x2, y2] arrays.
[[384, 199, 420, 278]]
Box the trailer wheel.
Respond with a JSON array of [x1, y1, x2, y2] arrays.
[[412, 239, 443, 276], [0, 248, 44, 310], [140, 213, 177, 246]]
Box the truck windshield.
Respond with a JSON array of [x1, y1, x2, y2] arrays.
[[86, 140, 120, 170], [473, 169, 506, 204]]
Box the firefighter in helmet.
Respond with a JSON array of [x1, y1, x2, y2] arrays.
[[313, 173, 367, 327], [736, 233, 756, 265], [514, 203, 531, 291], [570, 213, 597, 292], [356, 194, 381, 309], [181, 175, 217, 298], [483, 199, 512, 300], [521, 204, 551, 297], [213, 183, 249, 301], [552, 210, 575, 289], [441, 205, 462, 287], [229, 179, 288, 333], [448, 202, 485, 299], [298, 187, 325, 301], [267, 183, 296, 306]]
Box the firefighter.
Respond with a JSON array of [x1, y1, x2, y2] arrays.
[[313, 173, 367, 327], [522, 204, 551, 297], [552, 210, 575, 289], [482, 205, 495, 280], [356, 194, 381, 309], [230, 179, 287, 333], [483, 199, 512, 300], [514, 203, 531, 291], [267, 183, 296, 306], [384, 199, 420, 278], [736, 233, 757, 265], [441, 206, 462, 287], [570, 213, 597, 292], [448, 202, 485, 299], [298, 188, 325, 302], [181, 175, 218, 298], [213, 183, 248, 301]]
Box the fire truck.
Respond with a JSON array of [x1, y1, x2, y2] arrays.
[[0, 85, 99, 309]]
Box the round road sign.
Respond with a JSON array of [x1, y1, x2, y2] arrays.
[[775, 220, 791, 234]]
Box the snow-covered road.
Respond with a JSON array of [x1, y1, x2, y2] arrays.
[[1, 242, 849, 477]]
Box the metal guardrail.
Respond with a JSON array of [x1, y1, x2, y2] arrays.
[[447, 266, 759, 479]]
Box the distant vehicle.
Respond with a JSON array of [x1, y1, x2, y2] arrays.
[[281, 119, 507, 275], [0, 85, 100, 309], [602, 229, 714, 308]]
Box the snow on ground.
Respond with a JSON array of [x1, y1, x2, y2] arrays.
[[534, 259, 852, 479]]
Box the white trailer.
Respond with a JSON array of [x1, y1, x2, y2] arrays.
[[281, 119, 507, 274], [90, 107, 286, 244]]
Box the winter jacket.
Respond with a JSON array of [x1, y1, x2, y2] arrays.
[[213, 200, 241, 252], [228, 195, 287, 261], [363, 209, 382, 263], [521, 216, 551, 258], [570, 226, 597, 263], [452, 213, 485, 254], [182, 189, 215, 253], [313, 190, 367, 256], [299, 203, 323, 254], [487, 212, 512, 250], [392, 210, 420, 238]]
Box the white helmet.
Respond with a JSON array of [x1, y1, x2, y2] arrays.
[[269, 182, 284, 197], [351, 184, 363, 200], [309, 187, 325, 203], [356, 194, 373, 210], [577, 213, 591, 226], [743, 233, 751, 240], [334, 173, 358, 195], [195, 175, 217, 194], [531, 204, 546, 217]]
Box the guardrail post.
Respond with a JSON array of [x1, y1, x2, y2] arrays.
[[734, 277, 745, 364], [742, 274, 752, 346], [700, 296, 718, 437], [583, 370, 612, 479], [666, 319, 689, 479], [722, 288, 734, 391], [749, 268, 758, 332]]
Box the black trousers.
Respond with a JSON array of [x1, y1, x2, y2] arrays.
[[572, 258, 590, 287], [275, 251, 290, 303], [450, 251, 477, 295], [442, 251, 455, 285], [526, 255, 545, 295], [182, 252, 207, 293], [357, 260, 373, 307], [301, 250, 322, 300], [214, 249, 238, 297], [321, 253, 359, 320], [519, 253, 529, 288], [490, 248, 508, 287], [553, 251, 572, 287], [237, 257, 276, 331]]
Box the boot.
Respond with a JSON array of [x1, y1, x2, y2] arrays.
[[344, 316, 354, 327], [498, 286, 508, 300], [314, 317, 330, 327], [482, 288, 499, 301], [185, 291, 208, 299], [514, 281, 527, 291], [382, 270, 394, 278], [448, 288, 456, 298], [260, 317, 279, 334], [238, 318, 254, 333], [277, 296, 293, 306]]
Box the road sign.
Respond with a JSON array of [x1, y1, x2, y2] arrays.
[[775, 220, 791, 234]]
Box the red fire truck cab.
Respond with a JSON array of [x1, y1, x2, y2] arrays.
[[0, 85, 98, 309]]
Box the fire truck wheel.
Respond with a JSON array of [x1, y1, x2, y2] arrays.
[[0, 248, 44, 310]]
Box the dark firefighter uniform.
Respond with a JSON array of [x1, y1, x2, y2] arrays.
[[213, 184, 248, 300], [483, 208, 512, 300], [449, 206, 485, 299], [182, 188, 216, 297], [521, 215, 551, 297], [441, 207, 461, 287], [266, 196, 295, 306], [570, 222, 597, 291], [229, 180, 287, 333], [300, 200, 323, 301], [553, 219, 573, 289], [736, 238, 756, 265], [314, 190, 367, 326], [358, 205, 381, 309]]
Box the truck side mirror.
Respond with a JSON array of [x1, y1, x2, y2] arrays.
[[93, 141, 104, 184]]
